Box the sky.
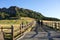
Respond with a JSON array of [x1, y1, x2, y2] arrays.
[[0, 0, 60, 19]]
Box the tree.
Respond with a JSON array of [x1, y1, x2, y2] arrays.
[[1, 12, 6, 19], [15, 7, 21, 19]]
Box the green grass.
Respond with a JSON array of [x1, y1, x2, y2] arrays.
[[0, 17, 35, 40], [0, 17, 34, 24]]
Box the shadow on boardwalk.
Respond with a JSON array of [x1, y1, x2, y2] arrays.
[[30, 20, 58, 40], [30, 21, 40, 38]]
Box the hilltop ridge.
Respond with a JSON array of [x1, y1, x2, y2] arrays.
[[0, 6, 60, 21]]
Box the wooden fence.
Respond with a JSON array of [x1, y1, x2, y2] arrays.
[[0, 21, 34, 40], [43, 21, 60, 30]]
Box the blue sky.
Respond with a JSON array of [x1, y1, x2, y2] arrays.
[[0, 0, 60, 19]]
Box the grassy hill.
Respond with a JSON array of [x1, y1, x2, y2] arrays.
[[0, 17, 34, 26], [0, 6, 60, 21]]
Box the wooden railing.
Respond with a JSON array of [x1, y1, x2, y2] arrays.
[[0, 21, 34, 40], [43, 21, 60, 30], [0, 26, 13, 40]]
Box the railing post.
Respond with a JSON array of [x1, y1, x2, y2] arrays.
[[54, 22, 57, 30], [21, 22, 23, 35], [57, 22, 60, 30], [53, 22, 55, 28], [57, 22, 58, 29], [11, 25, 14, 40], [1, 27, 3, 32], [52, 22, 53, 28], [22, 22, 23, 28], [0, 27, 4, 40], [20, 24, 21, 34], [58, 23, 60, 30]]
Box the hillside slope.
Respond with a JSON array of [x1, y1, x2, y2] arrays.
[[0, 6, 60, 21]]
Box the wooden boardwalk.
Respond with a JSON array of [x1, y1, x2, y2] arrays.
[[17, 22, 60, 40], [20, 31, 60, 40]]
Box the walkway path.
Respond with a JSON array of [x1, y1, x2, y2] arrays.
[[20, 31, 60, 40], [17, 22, 60, 40]]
